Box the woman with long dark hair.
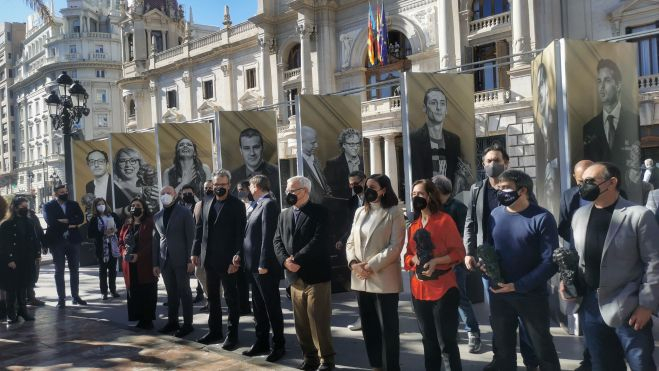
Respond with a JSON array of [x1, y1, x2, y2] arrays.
[[162, 138, 211, 195], [88, 197, 122, 300], [0, 197, 40, 323], [404, 179, 465, 370], [346, 174, 405, 371], [119, 197, 157, 329]]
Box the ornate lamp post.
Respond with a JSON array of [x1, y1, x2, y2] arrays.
[[45, 71, 89, 188]]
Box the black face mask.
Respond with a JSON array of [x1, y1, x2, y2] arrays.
[[17, 208, 28, 217], [579, 180, 609, 202], [364, 188, 379, 203], [352, 184, 364, 195], [205, 189, 213, 196], [247, 193, 255, 202], [285, 193, 298, 206], [497, 189, 520, 207], [57, 193, 69, 202], [182, 194, 195, 204], [214, 187, 227, 197], [485, 162, 505, 178], [412, 196, 428, 212], [130, 207, 143, 217]]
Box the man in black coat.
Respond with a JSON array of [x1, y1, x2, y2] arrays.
[[43, 184, 86, 308], [274, 176, 335, 371], [324, 128, 364, 200], [558, 160, 593, 245], [234, 175, 285, 362], [84, 149, 113, 206], [230, 128, 281, 200], [192, 170, 247, 350]]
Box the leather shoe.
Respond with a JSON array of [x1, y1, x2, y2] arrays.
[[197, 332, 223, 345], [102, 294, 108, 300], [297, 360, 320, 370], [28, 298, 46, 307], [111, 291, 120, 298], [158, 322, 180, 334], [221, 335, 239, 351], [317, 362, 335, 371], [266, 347, 285, 362], [72, 297, 87, 305], [18, 311, 34, 321], [483, 359, 497, 371], [57, 299, 66, 308], [242, 343, 270, 356], [174, 324, 194, 338]]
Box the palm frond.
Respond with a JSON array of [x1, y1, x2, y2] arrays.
[[23, 0, 54, 25]]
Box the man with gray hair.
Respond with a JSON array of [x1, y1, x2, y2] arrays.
[[274, 176, 335, 370], [301, 126, 331, 204], [324, 128, 364, 199]]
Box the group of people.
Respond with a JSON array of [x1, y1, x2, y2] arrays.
[[1, 141, 658, 371]]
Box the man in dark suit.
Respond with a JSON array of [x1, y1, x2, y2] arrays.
[[153, 186, 196, 338], [230, 128, 280, 200], [324, 128, 364, 200], [558, 160, 594, 245], [84, 150, 113, 206], [410, 87, 461, 184], [642, 158, 659, 189], [301, 126, 331, 204], [274, 176, 335, 371], [192, 170, 247, 350], [234, 175, 285, 362], [43, 184, 86, 308]]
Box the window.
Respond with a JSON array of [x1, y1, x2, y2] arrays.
[[8, 69, 12, 78], [72, 19, 80, 33], [36, 123, 40, 136], [9, 106, 13, 117], [286, 88, 298, 117], [95, 44, 104, 53], [127, 34, 134, 61], [626, 22, 659, 76], [96, 70, 105, 78], [97, 113, 108, 127], [128, 100, 136, 117], [288, 44, 301, 69], [6, 32, 11, 41], [246, 68, 257, 89], [151, 31, 163, 53], [364, 31, 412, 100], [96, 89, 107, 103], [203, 80, 214, 99], [472, 41, 509, 92], [166, 90, 177, 108], [69, 45, 77, 54], [7, 53, 11, 60], [472, 0, 510, 20]]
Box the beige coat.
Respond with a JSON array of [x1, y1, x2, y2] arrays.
[[345, 205, 405, 294]]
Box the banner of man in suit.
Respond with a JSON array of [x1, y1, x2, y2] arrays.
[[402, 72, 476, 203], [109, 131, 160, 215], [156, 122, 214, 197], [72, 139, 113, 221], [532, 42, 561, 219], [217, 111, 280, 201], [564, 39, 641, 203]]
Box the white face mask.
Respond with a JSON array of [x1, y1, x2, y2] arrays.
[[160, 194, 173, 206], [96, 204, 106, 213]]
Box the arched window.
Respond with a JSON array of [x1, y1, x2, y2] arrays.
[[364, 31, 411, 100], [128, 100, 136, 118], [287, 44, 301, 70], [472, 0, 510, 20]]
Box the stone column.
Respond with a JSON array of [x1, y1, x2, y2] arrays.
[[297, 22, 313, 94], [369, 136, 383, 174], [383, 134, 398, 194], [437, 0, 455, 69], [315, 2, 337, 94], [258, 34, 273, 106], [511, 0, 531, 67]]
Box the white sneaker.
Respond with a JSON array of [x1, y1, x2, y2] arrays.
[[347, 318, 361, 331], [468, 332, 482, 353]]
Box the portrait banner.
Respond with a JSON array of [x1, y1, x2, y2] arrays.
[[72, 139, 112, 221], [109, 131, 160, 214], [156, 122, 214, 197], [532, 42, 561, 219], [217, 111, 281, 201], [563, 39, 641, 203], [401, 72, 476, 209]]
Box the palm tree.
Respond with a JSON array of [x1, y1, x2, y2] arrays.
[[23, 0, 54, 25]]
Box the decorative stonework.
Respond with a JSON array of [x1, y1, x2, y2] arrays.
[[181, 70, 191, 87]]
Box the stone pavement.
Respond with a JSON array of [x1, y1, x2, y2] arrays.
[[2, 260, 657, 370]]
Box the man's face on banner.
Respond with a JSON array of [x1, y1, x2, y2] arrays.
[[87, 151, 108, 178], [423, 90, 447, 125], [240, 135, 264, 169], [597, 67, 621, 107], [342, 134, 361, 158]]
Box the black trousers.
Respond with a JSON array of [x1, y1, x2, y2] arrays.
[[357, 291, 400, 371], [237, 266, 250, 312], [98, 256, 117, 295], [162, 262, 193, 326], [206, 266, 240, 337], [490, 292, 560, 371], [248, 271, 285, 348], [6, 287, 28, 318], [412, 287, 462, 371]]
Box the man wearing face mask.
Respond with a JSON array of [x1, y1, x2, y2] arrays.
[[567, 162, 659, 371], [192, 170, 247, 349], [178, 184, 198, 214], [193, 180, 214, 312], [43, 184, 86, 308], [152, 186, 196, 338], [486, 169, 561, 371]]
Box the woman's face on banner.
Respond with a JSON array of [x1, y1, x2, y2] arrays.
[[177, 138, 195, 159], [117, 152, 140, 180]]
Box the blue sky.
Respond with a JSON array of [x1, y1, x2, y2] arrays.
[[4, 0, 257, 26]]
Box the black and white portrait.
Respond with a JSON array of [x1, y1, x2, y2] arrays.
[[162, 137, 212, 195], [113, 147, 159, 213], [85, 149, 113, 206], [324, 128, 364, 200], [230, 127, 280, 200]]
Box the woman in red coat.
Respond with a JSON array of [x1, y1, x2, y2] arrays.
[[119, 197, 157, 329]]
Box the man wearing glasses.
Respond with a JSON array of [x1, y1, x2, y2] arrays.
[[85, 150, 112, 205], [324, 128, 364, 200]]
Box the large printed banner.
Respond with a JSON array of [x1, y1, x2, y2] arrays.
[[402, 72, 476, 202], [564, 39, 641, 202], [217, 111, 281, 200], [72, 139, 112, 220], [157, 122, 214, 197], [533, 42, 561, 218], [109, 131, 160, 214]]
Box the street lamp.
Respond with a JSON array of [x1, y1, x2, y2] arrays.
[[45, 71, 89, 188]]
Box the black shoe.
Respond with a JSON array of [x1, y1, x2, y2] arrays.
[[197, 332, 223, 345], [135, 320, 154, 330], [28, 298, 46, 307], [18, 311, 34, 321], [483, 359, 496, 371], [266, 347, 286, 362], [199, 303, 209, 313], [297, 360, 319, 370], [111, 291, 120, 298], [240, 307, 252, 316], [72, 297, 87, 305], [318, 363, 335, 371], [57, 299, 66, 308], [242, 343, 270, 356], [158, 322, 180, 334], [574, 365, 592, 371], [221, 335, 239, 351], [174, 324, 194, 338], [7, 314, 19, 324], [162, 301, 168, 306], [102, 294, 108, 300], [193, 293, 204, 303]]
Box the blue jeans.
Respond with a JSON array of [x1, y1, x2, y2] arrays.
[[51, 242, 81, 300], [454, 264, 480, 334], [581, 290, 656, 371]]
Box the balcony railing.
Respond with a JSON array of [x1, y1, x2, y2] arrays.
[[474, 88, 507, 107], [154, 45, 184, 63], [284, 68, 301, 81], [639, 73, 659, 93], [469, 11, 511, 34], [89, 52, 106, 60], [361, 96, 402, 116], [190, 31, 222, 50], [65, 53, 82, 61]]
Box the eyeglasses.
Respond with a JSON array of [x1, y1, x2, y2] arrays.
[[87, 159, 107, 166], [286, 187, 305, 194], [344, 142, 361, 147], [118, 158, 139, 166]]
